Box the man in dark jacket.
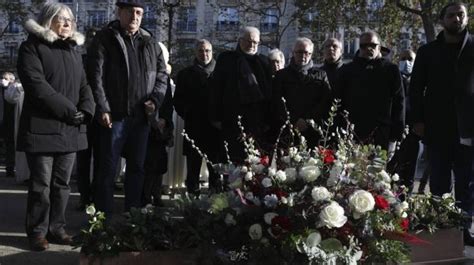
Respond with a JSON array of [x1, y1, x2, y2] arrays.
[[335, 31, 405, 150], [174, 39, 222, 196], [321, 37, 343, 90], [273, 37, 332, 149], [209, 26, 272, 161], [87, 0, 168, 214], [410, 2, 473, 232]]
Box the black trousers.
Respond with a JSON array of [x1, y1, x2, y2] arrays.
[[3, 101, 16, 173], [185, 148, 219, 193], [387, 133, 420, 192], [25, 152, 76, 238], [76, 121, 100, 205]]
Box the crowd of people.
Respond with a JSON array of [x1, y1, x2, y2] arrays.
[[0, 0, 472, 252]]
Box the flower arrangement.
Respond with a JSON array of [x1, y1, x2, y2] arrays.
[[77, 99, 464, 265]]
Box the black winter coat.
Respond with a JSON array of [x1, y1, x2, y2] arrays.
[[410, 30, 474, 145], [335, 56, 405, 148], [174, 60, 222, 160], [16, 19, 95, 153], [86, 21, 168, 121]]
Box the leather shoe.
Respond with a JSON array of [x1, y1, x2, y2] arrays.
[[29, 237, 49, 251], [47, 232, 73, 245]]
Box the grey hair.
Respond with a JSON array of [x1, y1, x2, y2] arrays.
[[293, 37, 314, 52], [239, 26, 260, 39], [2, 72, 15, 81], [359, 31, 381, 43], [195, 39, 212, 49], [268, 48, 285, 65], [323, 37, 342, 49], [37, 1, 76, 32]]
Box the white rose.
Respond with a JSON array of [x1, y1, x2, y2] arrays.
[[306, 157, 319, 166], [241, 166, 248, 173], [85, 205, 96, 215], [248, 155, 260, 164], [245, 171, 254, 181], [306, 232, 322, 247], [319, 201, 347, 228], [225, 213, 237, 226], [268, 167, 276, 177], [294, 154, 302, 162], [378, 170, 391, 183], [281, 155, 291, 164], [264, 212, 278, 225], [252, 164, 265, 174], [300, 165, 321, 182], [349, 190, 375, 216], [275, 170, 287, 182], [285, 168, 297, 182], [249, 223, 263, 240], [392, 173, 400, 182], [261, 177, 273, 188], [311, 187, 332, 202]]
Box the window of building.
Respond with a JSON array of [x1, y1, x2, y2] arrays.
[[142, 5, 156, 29], [4, 42, 18, 65], [177, 7, 197, 32], [87, 10, 107, 27], [7, 20, 21, 34], [58, 0, 73, 3], [216, 7, 239, 31], [344, 38, 357, 57], [260, 8, 278, 33]]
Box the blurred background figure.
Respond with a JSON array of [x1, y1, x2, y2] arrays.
[[268, 48, 285, 76]]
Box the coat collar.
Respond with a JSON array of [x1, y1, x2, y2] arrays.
[[24, 19, 85, 46]]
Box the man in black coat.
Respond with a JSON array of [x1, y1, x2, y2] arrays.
[[321, 38, 343, 90], [273, 37, 332, 149], [410, 2, 474, 230], [335, 31, 405, 150], [209, 26, 272, 161], [87, 0, 168, 215], [174, 39, 222, 195]]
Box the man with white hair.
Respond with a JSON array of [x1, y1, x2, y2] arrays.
[[209, 26, 272, 161], [268, 48, 285, 75], [272, 37, 331, 148]]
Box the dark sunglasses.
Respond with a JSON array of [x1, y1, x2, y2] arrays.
[[360, 43, 379, 49]]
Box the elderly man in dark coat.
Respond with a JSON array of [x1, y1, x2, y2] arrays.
[[273, 37, 332, 148], [174, 39, 222, 196], [410, 3, 474, 244], [87, 0, 168, 215], [320, 37, 343, 90], [209, 26, 272, 161], [335, 31, 405, 150], [17, 2, 95, 251]]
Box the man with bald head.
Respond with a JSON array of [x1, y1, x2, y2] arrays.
[[209, 26, 272, 161], [335, 31, 405, 150]]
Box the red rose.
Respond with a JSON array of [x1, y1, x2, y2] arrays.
[[271, 216, 291, 236], [374, 195, 390, 210], [270, 188, 288, 199], [260, 155, 270, 166], [400, 218, 409, 231], [320, 148, 335, 164]]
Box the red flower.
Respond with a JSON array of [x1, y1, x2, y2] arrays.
[[260, 155, 270, 166], [271, 216, 291, 236], [400, 218, 409, 231], [270, 188, 288, 199], [374, 195, 390, 210], [320, 148, 335, 164]]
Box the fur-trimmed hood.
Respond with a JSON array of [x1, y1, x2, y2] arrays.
[[24, 18, 85, 46]]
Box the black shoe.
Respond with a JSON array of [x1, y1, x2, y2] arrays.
[[29, 236, 49, 251], [47, 232, 73, 245], [464, 230, 474, 246]]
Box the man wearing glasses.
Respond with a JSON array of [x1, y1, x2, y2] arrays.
[[209, 26, 272, 161], [410, 2, 474, 245], [335, 31, 405, 151], [87, 0, 168, 216], [272, 37, 331, 149]]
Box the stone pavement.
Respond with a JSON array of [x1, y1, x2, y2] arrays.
[[1, 170, 474, 265]]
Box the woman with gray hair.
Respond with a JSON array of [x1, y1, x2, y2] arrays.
[[268, 48, 285, 75], [17, 2, 95, 251]]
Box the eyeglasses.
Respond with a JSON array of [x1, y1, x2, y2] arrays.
[[360, 43, 379, 49], [54, 15, 73, 24], [294, 50, 312, 55], [242, 38, 260, 46]]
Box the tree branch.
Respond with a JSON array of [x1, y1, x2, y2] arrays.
[[395, 0, 422, 15]]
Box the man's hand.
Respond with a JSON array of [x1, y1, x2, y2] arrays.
[[99, 112, 112, 128], [68, 111, 85, 126], [412, 122, 424, 137], [295, 118, 308, 132], [144, 100, 156, 115]]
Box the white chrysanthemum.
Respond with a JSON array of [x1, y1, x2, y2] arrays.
[[249, 224, 263, 240], [261, 177, 273, 188], [275, 170, 287, 182]]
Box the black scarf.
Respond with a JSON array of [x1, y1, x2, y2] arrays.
[[235, 45, 269, 104], [193, 58, 216, 78], [290, 60, 314, 83]]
